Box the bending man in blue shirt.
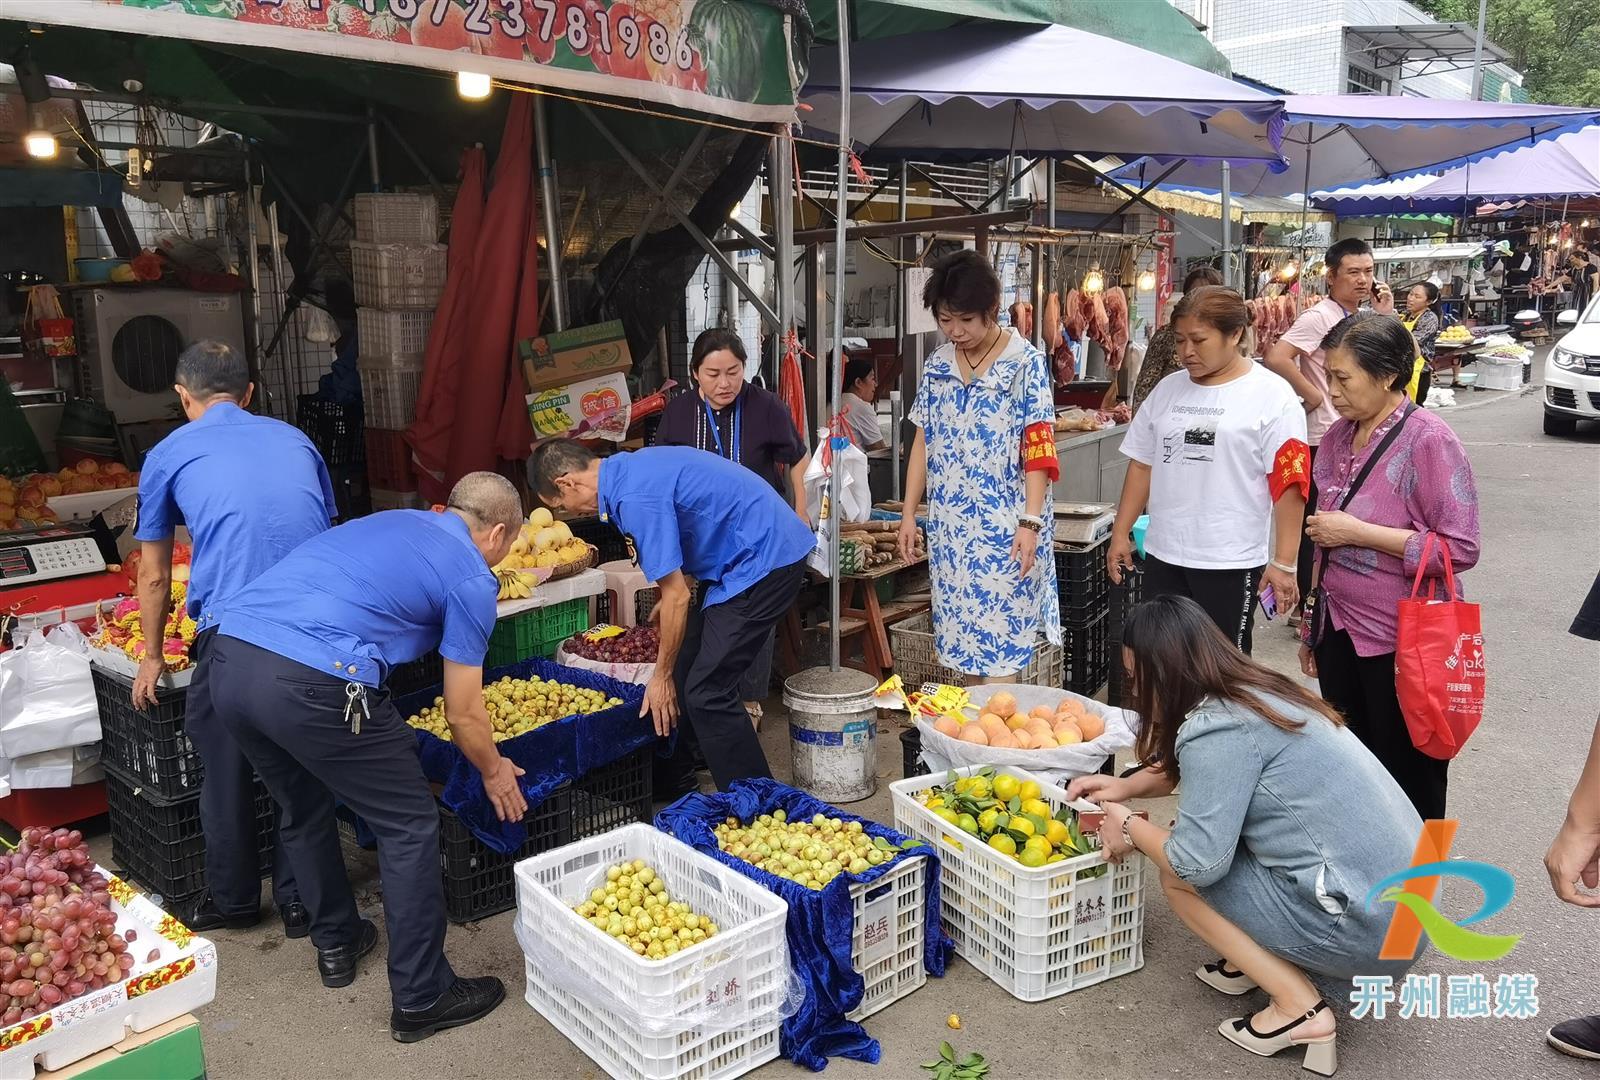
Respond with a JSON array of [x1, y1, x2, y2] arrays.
[[131, 340, 337, 937], [529, 441, 813, 793], [209, 471, 525, 1043]]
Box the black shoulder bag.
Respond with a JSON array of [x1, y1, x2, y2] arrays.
[[1302, 404, 1414, 650]]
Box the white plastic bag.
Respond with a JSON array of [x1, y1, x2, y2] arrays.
[[914, 683, 1140, 785], [803, 432, 872, 528], [304, 303, 340, 344], [0, 630, 102, 757], [553, 642, 655, 685]]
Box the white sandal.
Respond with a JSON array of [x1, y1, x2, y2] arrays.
[[1219, 999, 1337, 1076], [1196, 958, 1259, 996]]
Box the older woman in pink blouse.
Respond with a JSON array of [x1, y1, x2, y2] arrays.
[[1299, 313, 1480, 820]]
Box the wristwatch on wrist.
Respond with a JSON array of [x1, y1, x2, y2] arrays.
[[1121, 815, 1136, 853]]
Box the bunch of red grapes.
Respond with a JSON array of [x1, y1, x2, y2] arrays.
[[566, 625, 660, 664], [0, 828, 134, 1027]]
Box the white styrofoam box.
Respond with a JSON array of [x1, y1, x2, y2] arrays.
[[349, 241, 446, 310], [1476, 357, 1521, 391], [890, 765, 1145, 1002], [356, 307, 435, 366], [7, 742, 99, 790], [351, 192, 439, 245], [45, 489, 136, 524], [358, 360, 425, 430], [0, 868, 218, 1079], [514, 823, 790, 1080], [844, 854, 929, 1022]]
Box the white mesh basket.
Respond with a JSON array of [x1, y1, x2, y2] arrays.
[[358, 361, 424, 430], [356, 307, 434, 366], [351, 192, 439, 244], [349, 241, 446, 310]]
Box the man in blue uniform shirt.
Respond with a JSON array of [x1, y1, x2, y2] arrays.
[[131, 340, 337, 936], [529, 441, 812, 791], [208, 471, 524, 1043]]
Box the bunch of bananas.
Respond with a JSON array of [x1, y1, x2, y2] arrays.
[[496, 569, 532, 601]]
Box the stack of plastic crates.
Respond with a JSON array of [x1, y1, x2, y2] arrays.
[[888, 613, 1062, 691], [1106, 557, 1144, 709], [1054, 539, 1112, 696], [351, 192, 440, 511]]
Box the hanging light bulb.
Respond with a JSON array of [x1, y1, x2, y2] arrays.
[[457, 71, 492, 100], [1584, 219, 1594, 229], [1082, 264, 1104, 294], [24, 130, 57, 159], [1279, 260, 1300, 282], [1136, 269, 1156, 291]]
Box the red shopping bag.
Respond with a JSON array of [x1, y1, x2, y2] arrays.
[[1395, 535, 1484, 760], [22, 285, 76, 358]]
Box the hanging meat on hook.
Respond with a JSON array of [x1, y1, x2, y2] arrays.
[[1042, 292, 1062, 352], [1102, 286, 1130, 371], [1063, 288, 1086, 342]]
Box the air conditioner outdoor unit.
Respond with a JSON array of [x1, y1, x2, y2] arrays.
[[72, 289, 246, 423]]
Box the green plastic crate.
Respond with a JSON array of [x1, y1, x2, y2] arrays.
[[484, 597, 590, 668]]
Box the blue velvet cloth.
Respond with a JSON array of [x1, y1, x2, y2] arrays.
[[392, 657, 652, 853], [656, 779, 954, 1071]]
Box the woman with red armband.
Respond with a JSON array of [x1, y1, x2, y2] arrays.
[[897, 251, 1062, 680], [1107, 287, 1308, 654]]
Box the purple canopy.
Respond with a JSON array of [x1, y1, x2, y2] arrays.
[[1415, 126, 1600, 202], [1118, 94, 1600, 198], [799, 25, 1285, 165]]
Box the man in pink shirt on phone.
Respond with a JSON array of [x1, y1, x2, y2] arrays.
[[1264, 238, 1393, 616]]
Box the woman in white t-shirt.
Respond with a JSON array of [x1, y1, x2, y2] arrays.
[[1107, 287, 1309, 654], [839, 356, 887, 452]]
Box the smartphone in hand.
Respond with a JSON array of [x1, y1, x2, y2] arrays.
[[1259, 584, 1278, 621]]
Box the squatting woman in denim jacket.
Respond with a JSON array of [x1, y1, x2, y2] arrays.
[[1068, 595, 1422, 1077]]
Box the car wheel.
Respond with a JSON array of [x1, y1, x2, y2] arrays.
[[1544, 409, 1579, 436]]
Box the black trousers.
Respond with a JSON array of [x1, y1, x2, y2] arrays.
[[661, 559, 806, 792], [1315, 626, 1448, 820], [1297, 442, 1319, 609], [208, 635, 453, 1011], [185, 629, 297, 917], [1143, 554, 1262, 654]]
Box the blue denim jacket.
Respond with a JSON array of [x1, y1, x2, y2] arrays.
[[1165, 694, 1422, 927]]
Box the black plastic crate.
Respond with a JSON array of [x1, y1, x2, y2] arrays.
[[1108, 558, 1145, 643], [105, 764, 275, 904], [900, 727, 927, 779], [571, 745, 654, 839], [567, 516, 630, 565], [1055, 539, 1110, 627], [91, 666, 203, 801], [296, 395, 366, 468], [328, 462, 372, 521], [387, 651, 443, 698], [1062, 611, 1110, 697], [439, 788, 574, 923], [1107, 649, 1134, 710]]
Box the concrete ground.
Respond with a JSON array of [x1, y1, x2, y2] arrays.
[[80, 375, 1599, 1079]]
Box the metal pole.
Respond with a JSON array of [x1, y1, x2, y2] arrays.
[[1469, 0, 1489, 102], [772, 130, 798, 396], [533, 94, 569, 331], [242, 168, 263, 395], [365, 105, 381, 190], [889, 390, 902, 501], [1220, 161, 1232, 288], [894, 161, 909, 504], [826, 0, 853, 671]]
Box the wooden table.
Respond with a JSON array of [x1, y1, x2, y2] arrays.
[[816, 555, 930, 679]]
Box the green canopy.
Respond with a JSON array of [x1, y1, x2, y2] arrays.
[[805, 0, 1233, 76]]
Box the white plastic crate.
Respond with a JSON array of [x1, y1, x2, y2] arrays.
[[358, 360, 425, 429], [0, 868, 217, 1079], [369, 488, 426, 512], [890, 766, 1145, 1002], [357, 307, 434, 365], [845, 853, 929, 1021], [1476, 356, 1521, 391], [349, 240, 447, 310], [351, 192, 439, 244], [514, 823, 790, 1080]]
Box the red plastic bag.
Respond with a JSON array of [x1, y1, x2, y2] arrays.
[[1395, 535, 1484, 760]]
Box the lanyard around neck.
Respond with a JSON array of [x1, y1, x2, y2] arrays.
[[702, 392, 741, 463]]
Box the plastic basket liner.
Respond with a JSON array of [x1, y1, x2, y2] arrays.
[[656, 779, 955, 1072], [394, 656, 652, 854]]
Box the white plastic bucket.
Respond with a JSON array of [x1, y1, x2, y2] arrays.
[[783, 667, 879, 803]]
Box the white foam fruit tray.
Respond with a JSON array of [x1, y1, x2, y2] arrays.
[[0, 868, 217, 1079], [514, 823, 790, 1080], [890, 765, 1145, 1002]]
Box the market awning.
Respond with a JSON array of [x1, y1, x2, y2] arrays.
[[1415, 126, 1600, 202], [1, 0, 803, 124], [1144, 188, 1331, 226], [1310, 173, 1458, 216], [1117, 94, 1600, 198], [1343, 23, 1511, 76], [799, 24, 1284, 165]]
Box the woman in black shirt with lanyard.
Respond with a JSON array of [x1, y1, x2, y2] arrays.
[[655, 328, 812, 729]]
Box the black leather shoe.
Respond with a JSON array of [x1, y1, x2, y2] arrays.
[[390, 976, 506, 1043], [317, 919, 378, 988], [279, 901, 310, 940], [182, 894, 261, 933]]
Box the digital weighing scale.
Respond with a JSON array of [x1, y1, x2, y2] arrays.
[[1052, 502, 1115, 547], [0, 519, 126, 647]]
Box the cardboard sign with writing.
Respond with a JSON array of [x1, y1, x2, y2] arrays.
[[527, 372, 633, 443], [519, 320, 633, 392]]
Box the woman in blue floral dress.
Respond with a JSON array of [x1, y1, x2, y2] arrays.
[[896, 251, 1062, 678]]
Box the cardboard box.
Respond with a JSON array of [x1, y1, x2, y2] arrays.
[[527, 373, 632, 443], [518, 320, 632, 392], [41, 1013, 204, 1079]]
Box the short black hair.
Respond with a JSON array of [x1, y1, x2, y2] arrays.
[[690, 328, 747, 373], [922, 249, 1000, 318], [1321, 312, 1413, 392], [1182, 266, 1223, 293], [174, 340, 249, 401], [1324, 238, 1373, 275], [527, 439, 598, 501], [842, 355, 876, 389]]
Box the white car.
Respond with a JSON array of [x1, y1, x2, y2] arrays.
[[1546, 298, 1600, 436]]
